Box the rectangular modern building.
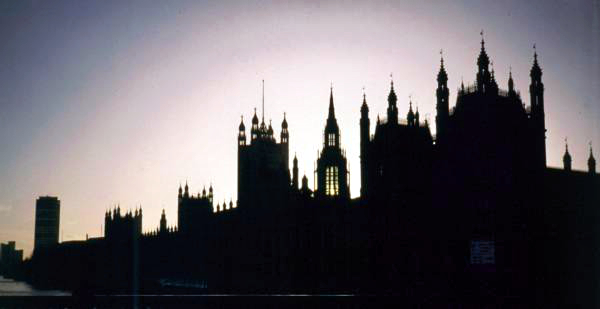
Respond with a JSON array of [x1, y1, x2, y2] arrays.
[[34, 196, 60, 252]]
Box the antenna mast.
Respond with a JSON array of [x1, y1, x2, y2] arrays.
[[262, 80, 265, 123]]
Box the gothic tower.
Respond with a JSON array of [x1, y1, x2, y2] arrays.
[[588, 143, 596, 174], [476, 36, 492, 93], [387, 80, 398, 124], [316, 87, 349, 199], [563, 139, 572, 171], [292, 154, 299, 190], [530, 47, 547, 169], [436, 53, 449, 142], [360, 91, 369, 198]]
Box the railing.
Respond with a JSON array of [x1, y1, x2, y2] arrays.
[[457, 82, 521, 99], [377, 116, 429, 128]]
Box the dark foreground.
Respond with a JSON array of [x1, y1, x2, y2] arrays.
[[0, 294, 529, 309]]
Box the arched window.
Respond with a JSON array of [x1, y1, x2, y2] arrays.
[[325, 166, 339, 196]]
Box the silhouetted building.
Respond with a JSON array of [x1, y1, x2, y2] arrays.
[[34, 196, 60, 252], [0, 241, 23, 277], [104, 206, 142, 240], [28, 37, 600, 306]]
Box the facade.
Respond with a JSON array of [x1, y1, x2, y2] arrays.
[[34, 196, 60, 252], [104, 206, 142, 240], [29, 38, 600, 305]]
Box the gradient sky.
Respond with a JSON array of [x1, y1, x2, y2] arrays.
[[1, 0, 598, 256]]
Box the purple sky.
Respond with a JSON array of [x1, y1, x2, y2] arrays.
[[1, 0, 598, 256]]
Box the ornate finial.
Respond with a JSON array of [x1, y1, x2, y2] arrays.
[[509, 65, 512, 77], [480, 29, 485, 47], [565, 137, 569, 152], [590, 141, 594, 154], [390, 73, 394, 88], [440, 49, 444, 66], [283, 112, 286, 119]]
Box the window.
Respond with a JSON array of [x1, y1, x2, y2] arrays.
[[325, 166, 339, 196], [328, 133, 336, 147], [470, 240, 495, 265]]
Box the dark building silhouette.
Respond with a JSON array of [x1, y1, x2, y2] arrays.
[[104, 206, 142, 240], [34, 196, 60, 252], [27, 38, 600, 306], [0, 241, 23, 278]]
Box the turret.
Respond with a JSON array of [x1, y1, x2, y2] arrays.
[[238, 116, 246, 146], [387, 79, 398, 124], [360, 90, 370, 198], [184, 181, 189, 198], [292, 154, 299, 190], [407, 98, 415, 127], [589, 142, 596, 174], [160, 209, 167, 233], [508, 67, 515, 96], [251, 108, 259, 141], [563, 139, 572, 172], [301, 174, 310, 195], [208, 184, 214, 204], [178, 184, 182, 199], [267, 120, 274, 139], [324, 86, 340, 148], [476, 33, 492, 93], [436, 51, 449, 142], [281, 113, 289, 144]]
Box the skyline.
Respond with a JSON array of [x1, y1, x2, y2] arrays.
[[1, 0, 599, 256]]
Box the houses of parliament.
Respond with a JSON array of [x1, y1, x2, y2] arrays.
[[26, 38, 600, 306]]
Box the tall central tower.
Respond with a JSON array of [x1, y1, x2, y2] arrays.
[[316, 87, 349, 199]]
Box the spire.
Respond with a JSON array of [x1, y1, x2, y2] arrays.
[[281, 112, 288, 129], [387, 74, 398, 124], [328, 84, 335, 120], [407, 95, 415, 127], [324, 84, 340, 148], [508, 66, 515, 94], [437, 49, 448, 84], [415, 103, 420, 126], [388, 75, 397, 104], [530, 44, 542, 80], [252, 108, 258, 125], [184, 181, 189, 197], [563, 137, 572, 171], [361, 87, 368, 115], [239, 115, 245, 131], [589, 141, 596, 174], [477, 30, 490, 71], [267, 119, 274, 139], [178, 183, 182, 197]]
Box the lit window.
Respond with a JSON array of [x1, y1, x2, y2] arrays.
[[325, 166, 339, 196], [328, 133, 336, 146]]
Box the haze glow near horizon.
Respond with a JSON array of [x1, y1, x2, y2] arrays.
[[0, 0, 598, 255]]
